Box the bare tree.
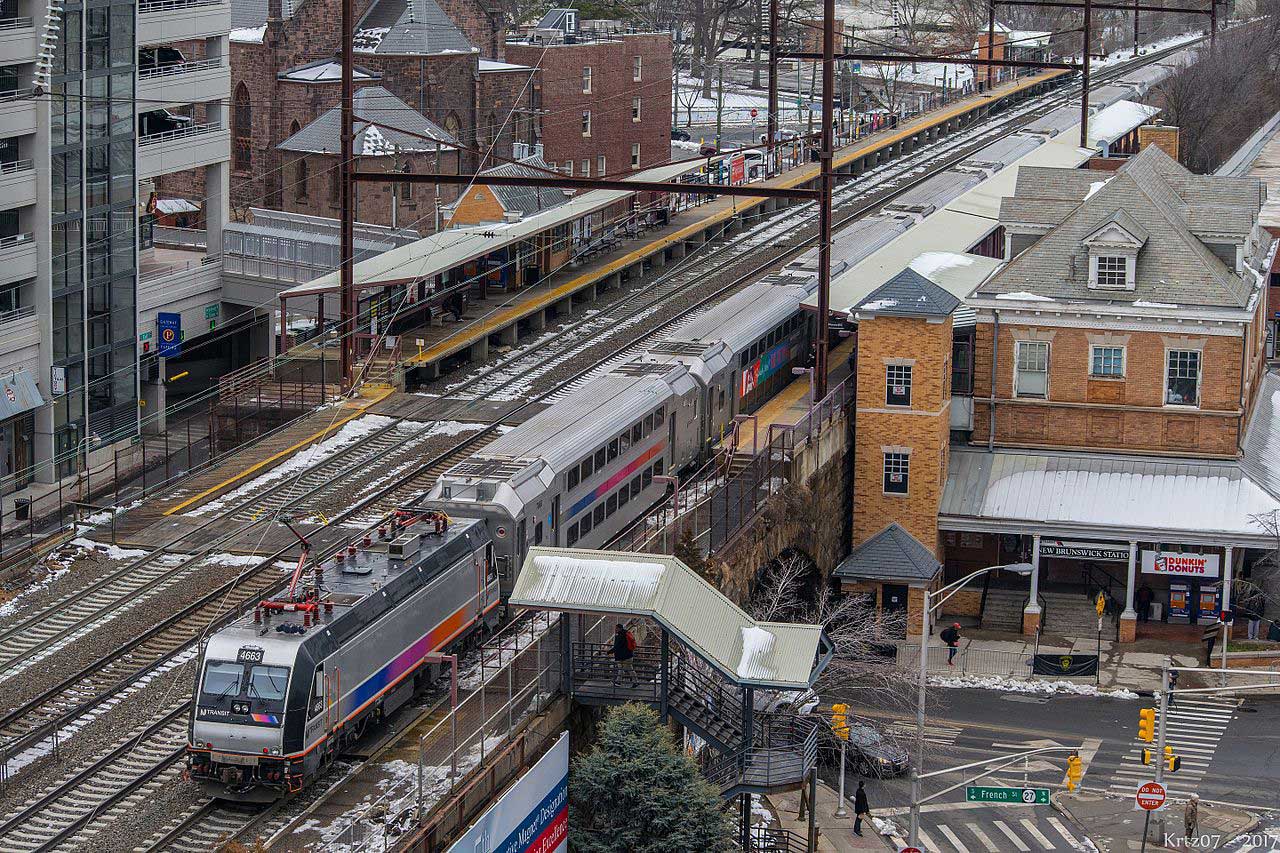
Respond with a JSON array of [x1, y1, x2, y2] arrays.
[[750, 553, 916, 711]]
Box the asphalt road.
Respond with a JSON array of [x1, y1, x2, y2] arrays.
[[824, 688, 1280, 851]]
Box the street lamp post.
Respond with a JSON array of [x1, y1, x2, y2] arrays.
[[908, 562, 1034, 847]]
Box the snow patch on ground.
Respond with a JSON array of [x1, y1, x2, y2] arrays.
[[874, 816, 904, 837], [190, 414, 395, 516], [70, 537, 149, 562], [930, 672, 1138, 698]]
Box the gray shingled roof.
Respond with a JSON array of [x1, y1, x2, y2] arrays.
[[1242, 371, 1280, 503], [855, 267, 962, 318], [480, 155, 570, 216], [231, 0, 268, 30], [277, 86, 457, 155], [834, 523, 942, 584], [354, 0, 475, 56], [982, 145, 1259, 308]]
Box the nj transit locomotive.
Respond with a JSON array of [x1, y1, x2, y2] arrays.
[[187, 511, 498, 801]]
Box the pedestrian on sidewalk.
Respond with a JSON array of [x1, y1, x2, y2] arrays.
[[853, 781, 871, 837], [940, 623, 961, 666], [1184, 793, 1199, 841], [612, 623, 637, 688], [1136, 584, 1153, 622], [1201, 621, 1221, 666]]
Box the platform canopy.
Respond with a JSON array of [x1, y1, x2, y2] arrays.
[[941, 447, 1280, 547], [511, 547, 832, 691], [282, 159, 712, 299]]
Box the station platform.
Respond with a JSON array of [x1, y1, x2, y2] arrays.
[[730, 335, 858, 454], [385, 68, 1068, 382]]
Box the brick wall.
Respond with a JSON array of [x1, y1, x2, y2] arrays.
[[278, 149, 461, 233], [506, 33, 671, 179], [971, 320, 1245, 456], [853, 314, 953, 557]]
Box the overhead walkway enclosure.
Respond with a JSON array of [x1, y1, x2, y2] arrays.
[[510, 547, 832, 821]]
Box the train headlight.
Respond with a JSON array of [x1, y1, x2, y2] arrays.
[[271, 748, 281, 755]]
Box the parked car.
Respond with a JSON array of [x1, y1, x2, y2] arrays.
[[846, 722, 910, 777], [139, 109, 193, 136], [699, 142, 718, 156], [671, 127, 692, 142]]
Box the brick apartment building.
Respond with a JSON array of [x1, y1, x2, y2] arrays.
[[506, 26, 672, 180], [226, 0, 536, 232]]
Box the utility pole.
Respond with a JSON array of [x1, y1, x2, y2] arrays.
[[767, 0, 778, 174], [1153, 665, 1170, 844], [1133, 0, 1141, 56], [1079, 0, 1094, 150], [339, 0, 355, 392], [814, 0, 835, 399], [715, 64, 725, 151], [986, 0, 997, 90]]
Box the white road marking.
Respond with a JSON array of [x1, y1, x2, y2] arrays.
[[937, 824, 971, 853], [994, 820, 1031, 852], [1020, 818, 1056, 849], [1046, 816, 1081, 848], [918, 827, 945, 853], [966, 822, 1001, 853]]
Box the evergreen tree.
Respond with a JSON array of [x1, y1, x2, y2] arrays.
[[569, 704, 734, 853]]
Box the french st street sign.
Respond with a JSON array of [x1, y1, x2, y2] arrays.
[[965, 786, 1050, 804]]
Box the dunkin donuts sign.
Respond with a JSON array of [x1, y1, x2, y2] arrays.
[[1140, 550, 1221, 578]]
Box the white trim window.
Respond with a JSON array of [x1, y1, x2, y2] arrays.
[[633, 54, 642, 81], [1094, 255, 1128, 288], [581, 66, 592, 94], [581, 110, 591, 137], [1089, 345, 1125, 378], [580, 158, 590, 177], [883, 452, 910, 494], [1014, 340, 1049, 398], [885, 364, 912, 407], [632, 96, 641, 122], [631, 142, 641, 168], [1165, 349, 1201, 406], [597, 154, 606, 175]]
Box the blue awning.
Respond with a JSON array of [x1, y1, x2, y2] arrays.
[[0, 370, 44, 421]]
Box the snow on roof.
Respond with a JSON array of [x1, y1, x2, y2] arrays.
[[942, 448, 1280, 544], [279, 60, 379, 83], [1090, 100, 1160, 146], [155, 198, 200, 214], [910, 251, 975, 279], [230, 24, 266, 43], [511, 547, 830, 690], [479, 58, 534, 72], [994, 291, 1056, 301]]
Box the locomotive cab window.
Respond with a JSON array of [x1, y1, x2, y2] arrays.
[[249, 665, 290, 701], [201, 660, 243, 698]]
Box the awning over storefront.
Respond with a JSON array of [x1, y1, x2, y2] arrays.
[[0, 371, 44, 422], [940, 447, 1280, 547]]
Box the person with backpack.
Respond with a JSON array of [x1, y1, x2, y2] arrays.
[[940, 623, 962, 666], [612, 623, 637, 688]]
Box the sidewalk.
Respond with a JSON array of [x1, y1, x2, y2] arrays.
[[1055, 790, 1257, 851], [765, 781, 892, 851], [915, 629, 1205, 694]]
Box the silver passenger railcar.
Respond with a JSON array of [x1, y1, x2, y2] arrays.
[[425, 364, 701, 588], [187, 512, 497, 801]]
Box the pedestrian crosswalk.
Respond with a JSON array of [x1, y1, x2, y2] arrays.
[[886, 720, 964, 747], [888, 815, 1089, 852], [1106, 697, 1238, 798]]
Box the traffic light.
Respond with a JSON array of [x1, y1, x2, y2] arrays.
[[1138, 708, 1156, 742], [1096, 593, 1106, 617], [1065, 754, 1083, 791], [831, 703, 849, 740], [1141, 748, 1153, 765], [1165, 745, 1181, 773]]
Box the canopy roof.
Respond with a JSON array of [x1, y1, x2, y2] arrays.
[[511, 548, 831, 691]]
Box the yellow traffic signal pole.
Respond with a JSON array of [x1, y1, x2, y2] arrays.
[[1152, 667, 1170, 846], [831, 704, 849, 817]]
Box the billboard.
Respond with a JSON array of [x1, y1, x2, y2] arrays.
[[157, 312, 182, 358], [448, 731, 568, 853], [1141, 551, 1220, 578], [740, 340, 792, 397]]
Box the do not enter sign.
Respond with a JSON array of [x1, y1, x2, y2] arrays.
[[1136, 781, 1166, 810], [899, 848, 922, 853]]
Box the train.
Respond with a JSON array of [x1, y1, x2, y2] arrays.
[[186, 60, 1185, 801], [186, 511, 498, 801]]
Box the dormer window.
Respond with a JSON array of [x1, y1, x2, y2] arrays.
[[1095, 255, 1127, 288], [1082, 213, 1145, 291]]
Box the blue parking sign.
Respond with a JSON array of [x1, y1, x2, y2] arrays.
[[157, 312, 182, 357]]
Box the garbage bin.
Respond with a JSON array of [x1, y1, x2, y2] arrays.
[[14, 498, 30, 521]]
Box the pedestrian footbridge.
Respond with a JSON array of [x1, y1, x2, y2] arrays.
[[510, 548, 833, 809]]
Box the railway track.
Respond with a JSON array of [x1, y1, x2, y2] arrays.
[[0, 38, 1204, 851]]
